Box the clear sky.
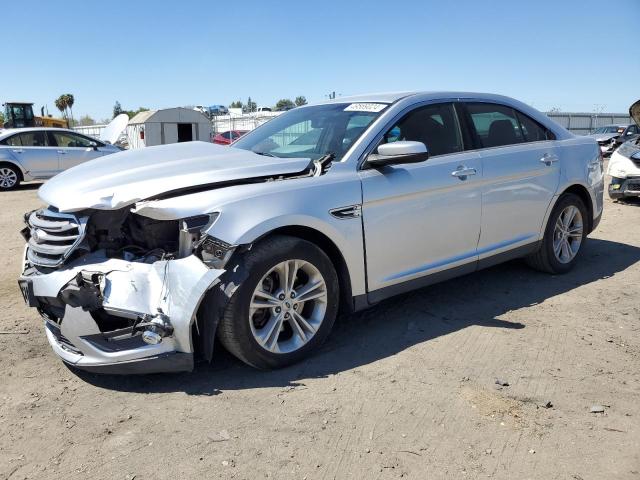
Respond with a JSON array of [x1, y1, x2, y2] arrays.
[[3, 0, 638, 121]]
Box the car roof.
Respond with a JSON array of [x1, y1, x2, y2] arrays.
[[314, 91, 542, 106], [0, 127, 81, 139]]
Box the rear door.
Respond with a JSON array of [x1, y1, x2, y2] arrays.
[[48, 131, 104, 170], [1, 131, 59, 178], [360, 102, 482, 297], [462, 102, 560, 260]]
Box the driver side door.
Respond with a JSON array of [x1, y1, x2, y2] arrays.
[[359, 102, 482, 301]]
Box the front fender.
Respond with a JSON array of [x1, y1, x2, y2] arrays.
[[133, 171, 367, 297]]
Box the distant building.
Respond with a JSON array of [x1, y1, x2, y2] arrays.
[[127, 108, 211, 149]]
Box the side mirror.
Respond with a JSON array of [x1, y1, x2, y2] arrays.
[[366, 141, 429, 168], [88, 141, 98, 151]]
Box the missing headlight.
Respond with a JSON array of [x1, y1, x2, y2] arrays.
[[177, 213, 220, 259], [198, 235, 236, 269]]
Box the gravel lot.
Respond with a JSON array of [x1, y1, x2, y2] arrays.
[[1, 178, 639, 480]]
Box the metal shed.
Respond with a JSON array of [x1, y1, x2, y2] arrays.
[[126, 108, 211, 149]]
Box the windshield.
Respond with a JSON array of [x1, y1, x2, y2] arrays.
[[592, 126, 621, 134], [232, 103, 386, 160]]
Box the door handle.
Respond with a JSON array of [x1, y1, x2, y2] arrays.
[[451, 166, 477, 180], [12, 149, 23, 154], [57, 150, 67, 155], [539, 153, 558, 165]]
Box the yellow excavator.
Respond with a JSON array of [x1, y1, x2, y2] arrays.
[[2, 102, 68, 129]]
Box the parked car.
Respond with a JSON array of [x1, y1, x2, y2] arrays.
[[194, 105, 229, 118], [17, 92, 603, 374], [0, 128, 121, 190], [607, 100, 640, 200], [613, 123, 640, 149], [212, 130, 249, 145], [586, 124, 629, 156]]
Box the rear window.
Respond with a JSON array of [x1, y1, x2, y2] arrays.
[[18, 131, 48, 147], [466, 103, 524, 148], [466, 103, 555, 148], [0, 135, 22, 146]]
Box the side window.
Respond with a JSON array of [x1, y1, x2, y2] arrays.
[[379, 103, 463, 157], [466, 103, 523, 148], [1, 135, 22, 146], [17, 131, 48, 147], [221, 131, 232, 140], [51, 132, 93, 148], [515, 112, 555, 142]]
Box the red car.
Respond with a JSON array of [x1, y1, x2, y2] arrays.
[[212, 130, 249, 145]]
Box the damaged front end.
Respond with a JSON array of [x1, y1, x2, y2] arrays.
[[18, 206, 233, 374]]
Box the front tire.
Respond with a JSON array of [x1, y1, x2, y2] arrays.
[[0, 165, 20, 190], [526, 193, 588, 274], [217, 235, 339, 369]]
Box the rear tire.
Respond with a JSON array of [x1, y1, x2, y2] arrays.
[[217, 235, 339, 369], [0, 165, 20, 190], [526, 193, 588, 274]]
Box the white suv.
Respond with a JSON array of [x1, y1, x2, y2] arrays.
[[18, 92, 604, 374]]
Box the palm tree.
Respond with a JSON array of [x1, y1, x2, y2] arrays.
[[62, 94, 75, 125], [54, 96, 68, 119]]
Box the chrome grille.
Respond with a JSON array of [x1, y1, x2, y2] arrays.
[[26, 207, 87, 267]]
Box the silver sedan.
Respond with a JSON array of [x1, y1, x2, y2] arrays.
[[0, 127, 120, 189], [18, 92, 604, 374]]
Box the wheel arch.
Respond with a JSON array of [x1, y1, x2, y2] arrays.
[[256, 225, 356, 314], [0, 160, 25, 181], [193, 224, 358, 363], [560, 184, 595, 233]]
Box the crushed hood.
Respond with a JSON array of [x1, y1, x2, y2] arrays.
[[586, 132, 619, 142], [631, 99, 640, 128], [39, 142, 312, 212]]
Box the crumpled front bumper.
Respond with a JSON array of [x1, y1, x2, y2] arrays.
[[609, 176, 640, 199], [19, 251, 224, 374]]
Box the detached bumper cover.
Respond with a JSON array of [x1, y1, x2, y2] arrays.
[[20, 252, 224, 374]]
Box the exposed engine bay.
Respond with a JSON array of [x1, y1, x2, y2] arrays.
[[19, 205, 230, 373]]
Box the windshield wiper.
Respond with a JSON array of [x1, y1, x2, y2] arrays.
[[313, 152, 335, 175], [253, 151, 277, 157]]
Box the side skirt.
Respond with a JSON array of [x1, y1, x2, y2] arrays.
[[353, 241, 540, 310]]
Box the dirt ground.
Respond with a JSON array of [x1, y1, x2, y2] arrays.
[[1, 177, 639, 480]]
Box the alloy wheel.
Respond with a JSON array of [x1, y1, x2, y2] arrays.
[[553, 205, 583, 263], [0, 168, 18, 189], [249, 259, 328, 354]]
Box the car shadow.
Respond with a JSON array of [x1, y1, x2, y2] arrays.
[[614, 197, 640, 207], [14, 181, 43, 191], [75, 238, 640, 395]]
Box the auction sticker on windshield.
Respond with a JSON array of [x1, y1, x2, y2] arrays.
[[344, 103, 388, 113]]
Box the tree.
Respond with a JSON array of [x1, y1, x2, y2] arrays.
[[294, 96, 307, 107], [229, 100, 244, 109], [113, 101, 124, 118], [245, 96, 256, 113], [54, 96, 68, 119], [275, 98, 295, 111], [77, 115, 96, 126], [0, 111, 4, 126], [124, 107, 149, 119], [62, 94, 75, 125]]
